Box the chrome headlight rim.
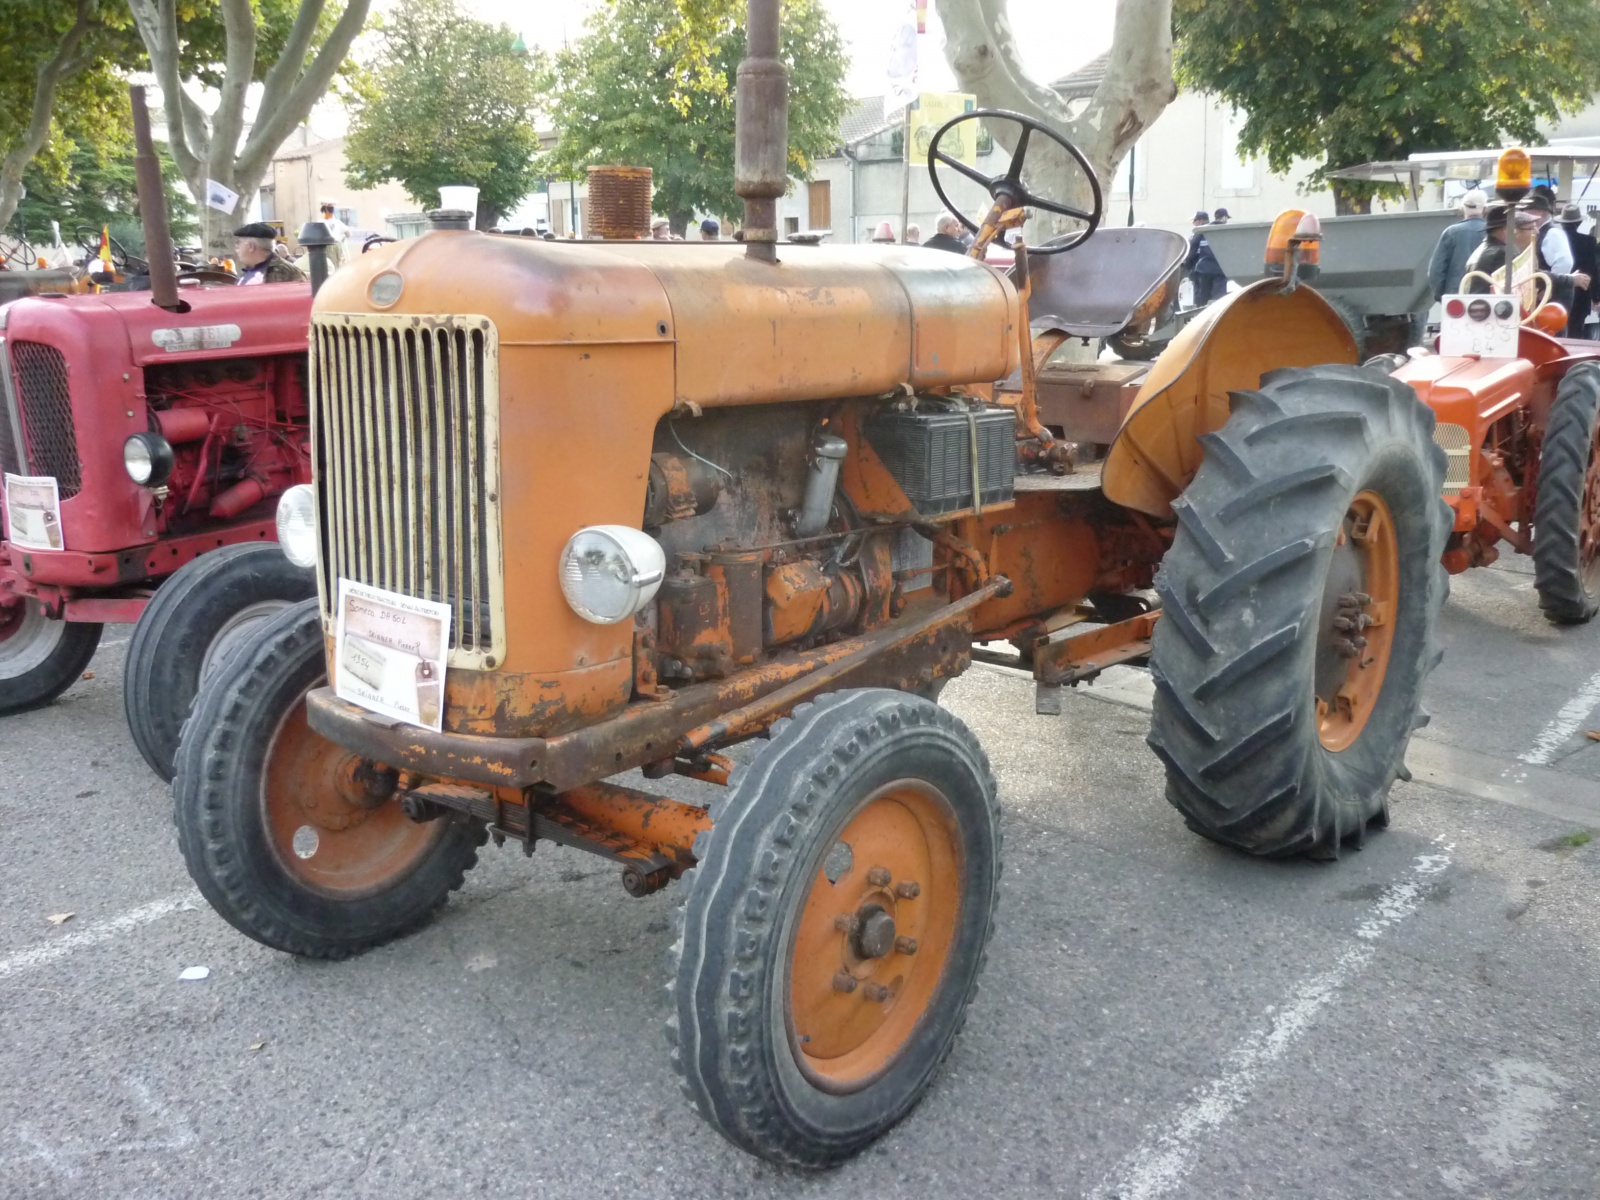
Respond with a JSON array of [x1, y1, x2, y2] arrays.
[[123, 432, 175, 488], [558, 525, 666, 625], [275, 483, 318, 569]]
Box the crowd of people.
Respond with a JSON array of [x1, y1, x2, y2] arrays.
[[1430, 186, 1598, 337]]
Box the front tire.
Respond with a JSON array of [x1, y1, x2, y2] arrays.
[[1148, 365, 1449, 858], [668, 689, 1000, 1167], [124, 542, 316, 781], [1533, 362, 1600, 624], [172, 599, 485, 958], [0, 598, 100, 714]]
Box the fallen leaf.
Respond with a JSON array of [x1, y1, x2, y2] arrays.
[[81, 671, 94, 680], [178, 966, 210, 981], [248, 1041, 267, 1052], [45, 912, 74, 926]]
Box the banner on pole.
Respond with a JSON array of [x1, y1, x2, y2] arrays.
[[885, 1, 919, 119], [909, 93, 978, 165], [204, 179, 240, 214]]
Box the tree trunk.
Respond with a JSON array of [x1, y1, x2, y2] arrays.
[[670, 209, 694, 239], [1332, 183, 1373, 215], [0, 0, 98, 237], [937, 0, 1175, 238]]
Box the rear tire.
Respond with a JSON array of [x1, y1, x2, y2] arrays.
[[668, 689, 1000, 1167], [172, 599, 485, 958], [124, 542, 316, 781], [0, 598, 100, 714], [1148, 365, 1449, 858], [1533, 362, 1600, 624]]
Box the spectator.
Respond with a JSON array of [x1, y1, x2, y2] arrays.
[[1524, 192, 1590, 313], [1184, 210, 1227, 305], [904, 223, 922, 245], [871, 221, 897, 244], [1558, 204, 1598, 337], [700, 218, 720, 241], [317, 200, 348, 269], [650, 217, 672, 241], [233, 223, 305, 285], [1427, 189, 1487, 301], [1463, 204, 1536, 292], [923, 215, 969, 254], [1212, 207, 1231, 225]]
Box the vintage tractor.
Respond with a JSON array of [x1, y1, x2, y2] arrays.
[[170, 0, 1448, 1167], [0, 88, 316, 780]]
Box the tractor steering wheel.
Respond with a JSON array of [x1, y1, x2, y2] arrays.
[[927, 109, 1103, 254]]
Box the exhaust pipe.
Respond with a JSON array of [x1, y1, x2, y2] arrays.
[[129, 85, 186, 313], [736, 0, 788, 264]]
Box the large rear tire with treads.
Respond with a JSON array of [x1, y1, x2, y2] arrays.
[[1148, 364, 1449, 858], [1533, 361, 1600, 625]]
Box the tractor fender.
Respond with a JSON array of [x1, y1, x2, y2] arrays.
[[1101, 280, 1359, 518]]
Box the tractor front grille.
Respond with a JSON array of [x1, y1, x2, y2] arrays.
[[5, 340, 80, 496], [310, 313, 504, 667], [1432, 422, 1473, 497]]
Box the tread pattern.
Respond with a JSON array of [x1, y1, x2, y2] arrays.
[[1149, 365, 1449, 858], [1533, 361, 1600, 625], [172, 599, 484, 959], [665, 689, 1001, 1167]]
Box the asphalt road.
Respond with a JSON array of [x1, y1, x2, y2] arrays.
[[2, 553, 1599, 1199]]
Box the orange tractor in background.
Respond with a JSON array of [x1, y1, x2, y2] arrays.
[[167, 0, 1452, 1167]]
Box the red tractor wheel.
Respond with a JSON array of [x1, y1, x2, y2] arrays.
[[1534, 362, 1600, 624], [0, 597, 100, 715]]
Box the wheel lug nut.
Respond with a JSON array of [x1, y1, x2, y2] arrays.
[[861, 981, 890, 1003], [866, 866, 891, 887], [894, 880, 920, 899], [832, 971, 857, 993], [895, 936, 918, 955], [834, 913, 860, 936]]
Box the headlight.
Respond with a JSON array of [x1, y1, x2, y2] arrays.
[[369, 271, 403, 307], [123, 432, 175, 487], [559, 526, 665, 624], [276, 484, 318, 568]]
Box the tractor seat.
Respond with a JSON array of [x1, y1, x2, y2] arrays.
[[1025, 227, 1188, 338]]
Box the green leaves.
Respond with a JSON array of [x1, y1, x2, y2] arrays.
[[342, 0, 550, 225], [549, 0, 848, 232], [1175, 0, 1600, 209]]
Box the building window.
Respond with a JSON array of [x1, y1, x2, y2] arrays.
[[808, 180, 831, 230], [784, 216, 800, 235], [259, 186, 276, 223]]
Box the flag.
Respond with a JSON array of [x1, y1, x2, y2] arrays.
[[98, 226, 112, 269], [916, 0, 928, 34], [205, 179, 240, 214], [885, 1, 919, 120]]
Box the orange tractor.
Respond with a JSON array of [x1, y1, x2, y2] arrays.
[[169, 0, 1449, 1166]]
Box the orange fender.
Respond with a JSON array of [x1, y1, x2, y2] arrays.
[[1102, 280, 1359, 518]]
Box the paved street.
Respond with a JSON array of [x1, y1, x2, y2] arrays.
[[2, 553, 1599, 1199]]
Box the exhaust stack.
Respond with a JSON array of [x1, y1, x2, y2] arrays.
[[736, 0, 788, 263], [130, 85, 185, 312]]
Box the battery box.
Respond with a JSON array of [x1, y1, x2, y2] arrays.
[[863, 403, 1017, 516]]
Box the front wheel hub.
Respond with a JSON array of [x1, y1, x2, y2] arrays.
[[1314, 490, 1399, 752]]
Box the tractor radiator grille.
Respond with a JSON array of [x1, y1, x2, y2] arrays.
[[6, 340, 80, 497], [1432, 422, 1473, 497], [0, 339, 20, 478], [310, 314, 504, 667]]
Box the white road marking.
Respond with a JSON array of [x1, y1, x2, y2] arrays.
[[1088, 841, 1453, 1200], [0, 892, 198, 981], [100, 637, 129, 648], [1518, 668, 1600, 765]]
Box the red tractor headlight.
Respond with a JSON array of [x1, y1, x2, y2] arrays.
[[123, 432, 175, 488]]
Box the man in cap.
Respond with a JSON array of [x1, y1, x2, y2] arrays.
[[1428, 189, 1487, 301], [233, 223, 304, 285], [650, 217, 672, 240], [1212, 207, 1230, 224], [1524, 189, 1589, 312], [699, 217, 720, 241], [1558, 204, 1598, 337], [1184, 210, 1227, 305], [1463, 203, 1537, 293]]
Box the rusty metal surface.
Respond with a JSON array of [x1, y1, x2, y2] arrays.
[[1034, 610, 1160, 686], [1018, 360, 1151, 446], [586, 166, 654, 240], [1025, 228, 1187, 338]]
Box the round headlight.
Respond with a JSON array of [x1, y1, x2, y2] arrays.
[[559, 526, 665, 625], [123, 432, 175, 487], [369, 271, 403, 307], [275, 484, 318, 569]]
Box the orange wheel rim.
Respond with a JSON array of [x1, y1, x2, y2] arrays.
[[262, 697, 445, 895], [786, 781, 962, 1093], [1316, 490, 1399, 753]]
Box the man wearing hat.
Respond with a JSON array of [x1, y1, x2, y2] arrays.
[[233, 223, 304, 285], [1184, 210, 1227, 306], [1524, 189, 1589, 314], [1557, 204, 1597, 337], [1428, 189, 1487, 301], [699, 217, 721, 241], [1463, 203, 1538, 292], [650, 217, 672, 240], [1212, 207, 1230, 224]]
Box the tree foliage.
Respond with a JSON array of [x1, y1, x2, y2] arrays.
[[1175, 0, 1600, 210], [343, 0, 550, 227], [549, 0, 850, 235], [17, 130, 198, 253]]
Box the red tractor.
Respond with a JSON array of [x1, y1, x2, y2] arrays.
[[1, 90, 317, 776]]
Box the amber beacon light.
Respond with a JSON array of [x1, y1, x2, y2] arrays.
[[1495, 148, 1532, 202]]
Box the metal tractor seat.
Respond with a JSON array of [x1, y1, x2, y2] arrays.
[[1026, 227, 1188, 338]]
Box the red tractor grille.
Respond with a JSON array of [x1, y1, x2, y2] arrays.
[[6, 340, 81, 497]]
